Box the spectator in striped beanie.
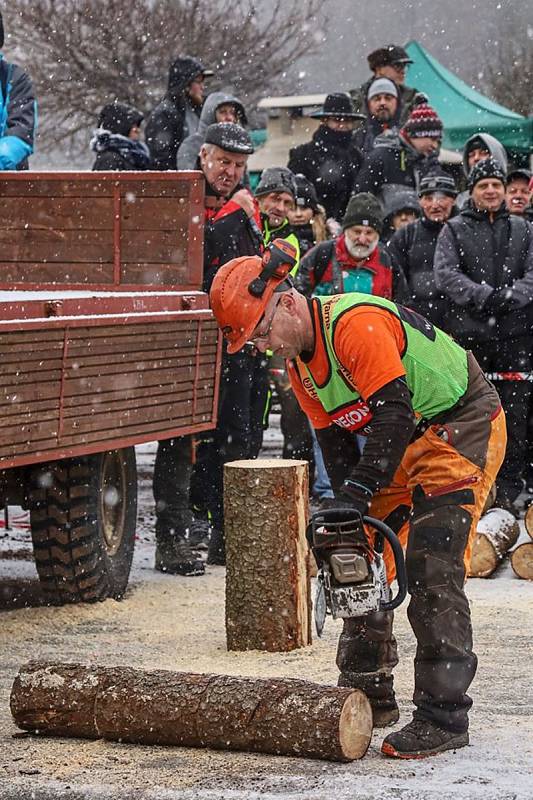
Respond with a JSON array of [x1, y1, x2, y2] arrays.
[[400, 99, 443, 156]]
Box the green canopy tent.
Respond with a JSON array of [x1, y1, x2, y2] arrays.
[[405, 40, 533, 155]]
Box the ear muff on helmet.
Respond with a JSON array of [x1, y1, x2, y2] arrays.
[[248, 239, 297, 298]]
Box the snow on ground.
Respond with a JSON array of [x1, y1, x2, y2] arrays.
[[0, 431, 532, 799]]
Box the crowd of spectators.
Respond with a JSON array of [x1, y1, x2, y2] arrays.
[[3, 19, 532, 575], [86, 44, 533, 574]]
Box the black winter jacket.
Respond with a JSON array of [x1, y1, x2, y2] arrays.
[[355, 133, 439, 203], [91, 132, 151, 171], [146, 57, 204, 170], [434, 202, 533, 345], [352, 117, 399, 159], [387, 216, 451, 328], [203, 179, 263, 292], [351, 82, 402, 158], [0, 58, 36, 169], [287, 126, 363, 222]]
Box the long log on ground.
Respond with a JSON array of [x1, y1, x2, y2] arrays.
[[523, 505, 533, 540], [10, 661, 372, 762], [224, 459, 311, 652], [510, 542, 533, 580], [468, 508, 520, 578]]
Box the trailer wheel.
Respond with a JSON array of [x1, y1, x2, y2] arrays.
[[28, 448, 137, 604]]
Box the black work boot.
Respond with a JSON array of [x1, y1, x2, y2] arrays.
[[338, 671, 399, 727], [155, 536, 205, 576], [206, 528, 225, 566], [188, 518, 211, 551], [382, 717, 469, 759]]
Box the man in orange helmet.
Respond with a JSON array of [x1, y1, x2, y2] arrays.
[[209, 241, 506, 759]]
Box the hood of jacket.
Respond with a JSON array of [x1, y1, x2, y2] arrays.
[[197, 91, 247, 137], [167, 56, 207, 95], [462, 133, 508, 177], [383, 188, 420, 222]]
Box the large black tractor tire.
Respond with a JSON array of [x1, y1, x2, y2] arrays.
[[28, 448, 137, 604]]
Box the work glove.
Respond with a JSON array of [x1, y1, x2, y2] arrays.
[[318, 489, 369, 519], [483, 288, 515, 316]]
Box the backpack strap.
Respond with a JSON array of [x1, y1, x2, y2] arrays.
[[313, 240, 336, 286]]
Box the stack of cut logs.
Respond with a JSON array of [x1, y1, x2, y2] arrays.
[[468, 506, 533, 580]]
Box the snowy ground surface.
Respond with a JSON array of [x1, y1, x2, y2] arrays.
[[0, 424, 532, 799]]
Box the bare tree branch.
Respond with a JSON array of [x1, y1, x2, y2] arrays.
[[481, 11, 533, 118], [6, 0, 326, 155]]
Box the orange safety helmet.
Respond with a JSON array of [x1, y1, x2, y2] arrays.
[[210, 239, 297, 354]]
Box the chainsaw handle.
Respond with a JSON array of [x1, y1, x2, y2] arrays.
[[364, 515, 407, 612]]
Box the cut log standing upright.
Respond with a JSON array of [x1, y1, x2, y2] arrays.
[[10, 661, 373, 762], [468, 508, 520, 578], [224, 459, 311, 652]]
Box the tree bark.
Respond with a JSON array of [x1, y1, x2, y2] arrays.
[[10, 661, 372, 762], [224, 459, 311, 652], [468, 508, 520, 578], [510, 542, 533, 580], [523, 504, 533, 540]]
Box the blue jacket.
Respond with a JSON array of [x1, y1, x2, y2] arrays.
[[0, 56, 36, 169]]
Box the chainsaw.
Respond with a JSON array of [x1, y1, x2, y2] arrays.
[[309, 508, 407, 637]]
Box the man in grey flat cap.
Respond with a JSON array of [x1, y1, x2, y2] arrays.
[[189, 122, 270, 567], [154, 122, 260, 576]]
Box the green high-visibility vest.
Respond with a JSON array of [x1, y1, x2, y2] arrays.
[[262, 219, 300, 275], [303, 294, 469, 430]]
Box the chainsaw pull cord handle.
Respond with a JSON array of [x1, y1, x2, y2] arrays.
[[363, 515, 407, 612]]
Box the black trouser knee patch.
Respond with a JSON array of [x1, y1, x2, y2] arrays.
[[407, 489, 473, 593]]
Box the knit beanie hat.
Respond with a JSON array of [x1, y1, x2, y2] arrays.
[[342, 193, 383, 233], [294, 174, 319, 212], [255, 167, 297, 198], [468, 156, 506, 191], [418, 172, 458, 197], [367, 77, 398, 100], [401, 101, 443, 140], [98, 102, 144, 137]]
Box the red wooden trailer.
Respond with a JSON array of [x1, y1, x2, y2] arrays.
[[0, 172, 221, 604]]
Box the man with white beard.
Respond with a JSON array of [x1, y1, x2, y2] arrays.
[[295, 193, 407, 300]]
